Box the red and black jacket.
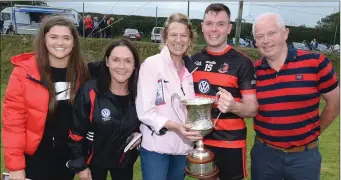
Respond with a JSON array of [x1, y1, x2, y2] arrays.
[[67, 79, 140, 173]]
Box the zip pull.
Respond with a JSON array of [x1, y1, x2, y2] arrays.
[[52, 136, 55, 148], [180, 84, 186, 96]]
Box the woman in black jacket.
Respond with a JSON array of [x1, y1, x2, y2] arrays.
[[67, 39, 141, 180]]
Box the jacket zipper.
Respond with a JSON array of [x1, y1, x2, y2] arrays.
[[180, 84, 185, 96], [52, 136, 55, 148], [180, 66, 197, 96]]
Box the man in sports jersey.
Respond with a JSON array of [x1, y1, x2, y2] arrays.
[[191, 3, 259, 180], [252, 12, 340, 180]]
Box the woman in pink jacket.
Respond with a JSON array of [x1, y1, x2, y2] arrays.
[[135, 13, 201, 180]]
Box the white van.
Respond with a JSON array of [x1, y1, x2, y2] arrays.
[[1, 4, 79, 35], [151, 27, 164, 43]]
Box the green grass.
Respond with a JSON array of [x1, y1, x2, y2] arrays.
[[0, 83, 339, 179]]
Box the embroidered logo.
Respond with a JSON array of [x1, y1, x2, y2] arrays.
[[194, 61, 202, 66], [296, 74, 303, 80], [101, 108, 111, 121], [198, 79, 211, 94], [218, 63, 229, 73]]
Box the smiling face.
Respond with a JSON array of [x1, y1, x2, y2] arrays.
[[254, 15, 289, 60], [165, 22, 191, 57], [106, 45, 135, 85], [201, 11, 232, 51], [45, 25, 74, 63]]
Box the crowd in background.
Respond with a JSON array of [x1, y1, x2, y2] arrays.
[[78, 14, 115, 38]]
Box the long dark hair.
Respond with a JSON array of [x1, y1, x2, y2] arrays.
[[97, 39, 140, 102], [33, 15, 90, 112]]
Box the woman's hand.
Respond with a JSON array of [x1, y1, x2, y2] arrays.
[[9, 170, 26, 180], [165, 121, 203, 141], [77, 168, 92, 180]]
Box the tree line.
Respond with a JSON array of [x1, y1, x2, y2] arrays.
[[85, 11, 340, 45], [1, 1, 339, 45]]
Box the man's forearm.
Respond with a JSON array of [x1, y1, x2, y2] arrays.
[[320, 103, 340, 133], [232, 101, 259, 118]]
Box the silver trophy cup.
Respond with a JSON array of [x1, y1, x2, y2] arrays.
[[171, 93, 219, 179]]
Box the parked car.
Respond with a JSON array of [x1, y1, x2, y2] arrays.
[[288, 42, 310, 51], [151, 27, 164, 43], [231, 38, 249, 47], [123, 28, 141, 41], [316, 44, 332, 53]]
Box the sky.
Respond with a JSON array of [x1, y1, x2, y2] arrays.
[[46, 1, 340, 28]]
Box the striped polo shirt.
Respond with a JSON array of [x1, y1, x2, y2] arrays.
[[192, 46, 256, 148], [254, 48, 338, 148]]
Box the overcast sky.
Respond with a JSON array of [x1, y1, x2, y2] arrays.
[[47, 1, 340, 27]]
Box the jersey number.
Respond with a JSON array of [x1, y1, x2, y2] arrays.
[[204, 64, 213, 71]]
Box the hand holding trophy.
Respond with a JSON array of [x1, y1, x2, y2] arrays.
[[171, 93, 220, 179]]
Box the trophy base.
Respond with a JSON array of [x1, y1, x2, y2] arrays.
[[185, 167, 219, 180], [185, 149, 219, 180]]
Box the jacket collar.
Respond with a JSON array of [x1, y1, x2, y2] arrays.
[[160, 45, 198, 74]]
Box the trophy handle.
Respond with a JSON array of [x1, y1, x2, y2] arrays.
[[171, 93, 183, 122], [213, 92, 222, 128]]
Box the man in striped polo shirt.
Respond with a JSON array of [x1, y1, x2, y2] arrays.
[[252, 12, 340, 180]]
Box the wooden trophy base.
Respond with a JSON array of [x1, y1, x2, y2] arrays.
[[185, 149, 219, 180]]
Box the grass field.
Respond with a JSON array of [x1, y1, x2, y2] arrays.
[[0, 82, 339, 179]]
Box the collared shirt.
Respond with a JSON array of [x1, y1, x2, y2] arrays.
[[254, 48, 338, 148], [135, 46, 196, 155]]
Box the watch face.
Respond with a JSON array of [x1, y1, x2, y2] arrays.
[[159, 127, 168, 135], [3, 173, 9, 180]]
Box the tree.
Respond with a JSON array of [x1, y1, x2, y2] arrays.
[[0, 1, 47, 12], [315, 12, 340, 30]]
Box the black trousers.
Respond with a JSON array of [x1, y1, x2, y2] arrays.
[[89, 163, 134, 180], [25, 136, 74, 180]]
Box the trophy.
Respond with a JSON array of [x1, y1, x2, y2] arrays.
[[171, 93, 219, 179]]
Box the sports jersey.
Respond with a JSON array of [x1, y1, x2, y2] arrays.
[[191, 46, 256, 148]]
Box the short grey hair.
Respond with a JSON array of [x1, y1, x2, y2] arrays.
[[252, 12, 285, 38]]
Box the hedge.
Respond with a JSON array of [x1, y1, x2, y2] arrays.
[[1, 35, 339, 84]]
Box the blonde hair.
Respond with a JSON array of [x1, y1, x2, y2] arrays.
[[161, 13, 197, 55]]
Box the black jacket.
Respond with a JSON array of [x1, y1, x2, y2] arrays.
[[67, 79, 140, 172]]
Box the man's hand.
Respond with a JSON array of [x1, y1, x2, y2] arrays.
[[217, 87, 236, 113], [77, 168, 92, 180], [9, 170, 26, 180]]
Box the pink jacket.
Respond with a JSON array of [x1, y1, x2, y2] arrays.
[[136, 46, 197, 155]]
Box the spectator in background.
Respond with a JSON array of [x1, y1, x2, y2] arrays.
[[93, 17, 99, 38], [105, 17, 114, 38], [99, 15, 108, 38], [311, 38, 318, 50], [78, 17, 84, 37], [84, 15, 93, 38], [0, 15, 4, 34]]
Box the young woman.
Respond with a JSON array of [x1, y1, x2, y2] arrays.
[[2, 16, 90, 180], [67, 39, 141, 180], [135, 13, 201, 180]]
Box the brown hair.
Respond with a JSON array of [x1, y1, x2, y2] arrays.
[[204, 3, 231, 20], [161, 13, 197, 55], [33, 15, 90, 112]]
